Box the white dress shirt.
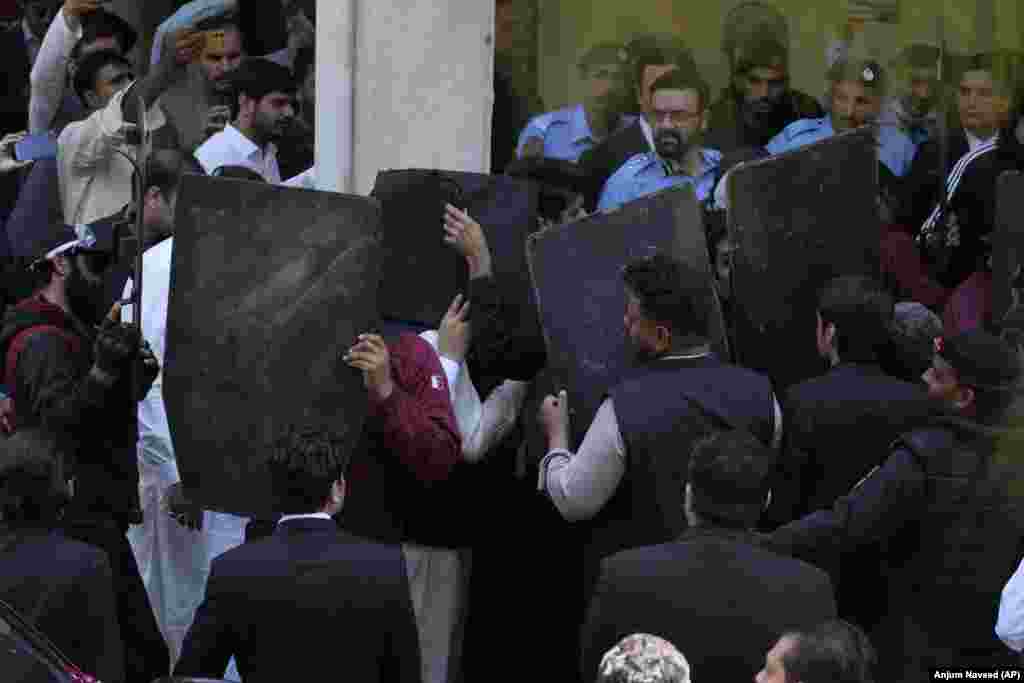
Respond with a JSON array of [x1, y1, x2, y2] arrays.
[[57, 83, 167, 224], [29, 10, 80, 133], [997, 556, 1024, 652], [123, 236, 250, 666], [539, 353, 784, 522], [195, 124, 282, 183]]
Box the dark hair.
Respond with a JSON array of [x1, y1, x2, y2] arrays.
[[72, 48, 131, 102], [622, 252, 710, 344], [0, 430, 68, 528], [70, 10, 138, 62], [228, 57, 297, 120], [648, 68, 711, 111], [630, 35, 698, 92], [688, 430, 775, 529], [781, 620, 876, 683], [293, 46, 315, 87], [817, 276, 894, 362], [267, 426, 348, 515]]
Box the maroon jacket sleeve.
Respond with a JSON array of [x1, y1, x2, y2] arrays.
[[367, 334, 460, 484]]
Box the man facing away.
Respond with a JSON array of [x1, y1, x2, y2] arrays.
[[175, 426, 422, 683]]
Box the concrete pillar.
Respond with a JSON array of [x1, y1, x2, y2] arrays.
[[315, 0, 494, 195], [315, 0, 357, 193]]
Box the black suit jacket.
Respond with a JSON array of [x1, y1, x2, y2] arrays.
[[0, 528, 124, 683], [176, 517, 422, 683], [766, 362, 935, 526], [0, 23, 29, 136], [581, 529, 836, 681]]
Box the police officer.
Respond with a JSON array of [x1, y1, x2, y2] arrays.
[[705, 35, 823, 154], [770, 330, 1023, 679], [766, 59, 918, 179], [516, 42, 631, 162], [597, 68, 722, 212], [879, 44, 943, 146]]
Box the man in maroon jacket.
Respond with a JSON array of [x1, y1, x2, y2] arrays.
[[342, 310, 467, 683]]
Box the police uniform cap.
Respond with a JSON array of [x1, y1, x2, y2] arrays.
[[939, 330, 1021, 391], [827, 58, 886, 92], [578, 41, 630, 72], [734, 35, 788, 74], [892, 44, 940, 71]]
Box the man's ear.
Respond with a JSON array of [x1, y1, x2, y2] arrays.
[[823, 321, 837, 349], [332, 477, 346, 505]]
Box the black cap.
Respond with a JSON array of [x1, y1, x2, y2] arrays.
[[827, 58, 886, 92], [938, 330, 1021, 391]]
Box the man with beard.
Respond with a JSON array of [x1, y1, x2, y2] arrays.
[[537, 252, 781, 578], [705, 36, 823, 155], [0, 222, 168, 683], [766, 59, 918, 179], [195, 57, 295, 182], [516, 42, 630, 163], [597, 69, 721, 212]]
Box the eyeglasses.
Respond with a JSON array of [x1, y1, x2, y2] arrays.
[[652, 109, 702, 126]]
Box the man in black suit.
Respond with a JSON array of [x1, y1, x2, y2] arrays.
[[0, 0, 60, 135], [175, 426, 422, 683], [762, 276, 934, 636], [581, 430, 836, 682], [0, 429, 124, 683], [764, 276, 934, 526]]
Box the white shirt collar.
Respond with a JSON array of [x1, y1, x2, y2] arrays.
[[277, 512, 333, 524], [965, 128, 998, 152], [222, 123, 275, 163]]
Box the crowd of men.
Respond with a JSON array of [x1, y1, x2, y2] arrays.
[[0, 0, 1024, 682]]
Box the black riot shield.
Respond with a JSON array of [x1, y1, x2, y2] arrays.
[[527, 185, 720, 450], [371, 169, 544, 368], [993, 171, 1024, 332], [727, 127, 880, 390], [164, 175, 383, 518]]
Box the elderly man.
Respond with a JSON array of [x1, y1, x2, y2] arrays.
[[517, 42, 630, 162]]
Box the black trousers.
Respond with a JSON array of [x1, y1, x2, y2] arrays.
[[64, 513, 170, 683]]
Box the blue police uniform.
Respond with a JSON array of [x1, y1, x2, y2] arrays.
[[765, 115, 918, 177], [596, 148, 722, 212], [516, 104, 599, 163]]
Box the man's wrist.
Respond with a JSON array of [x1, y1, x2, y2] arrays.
[[468, 255, 493, 280]]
